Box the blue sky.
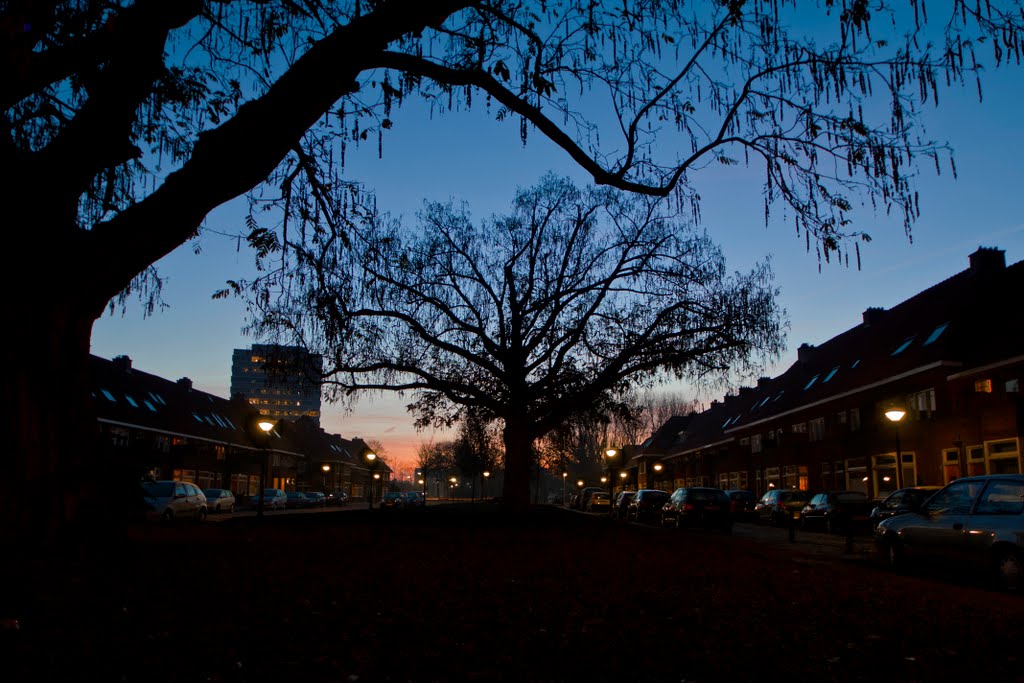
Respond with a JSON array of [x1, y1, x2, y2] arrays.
[[91, 49, 1024, 468]]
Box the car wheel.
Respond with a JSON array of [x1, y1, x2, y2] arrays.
[[197, 508, 207, 522], [992, 548, 1023, 592], [228, 504, 235, 514]]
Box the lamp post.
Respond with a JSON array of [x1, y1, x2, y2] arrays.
[[885, 407, 907, 491], [562, 472, 568, 507], [372, 472, 381, 507], [604, 448, 618, 516], [365, 450, 377, 509], [321, 463, 330, 492], [482, 470, 491, 501], [449, 476, 457, 501], [256, 418, 277, 519]]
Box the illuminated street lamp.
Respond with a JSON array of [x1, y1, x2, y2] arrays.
[[562, 472, 568, 507], [449, 476, 458, 501], [321, 463, 331, 492], [604, 448, 618, 516], [365, 450, 378, 509], [885, 406, 907, 490], [483, 470, 491, 500], [255, 418, 277, 519]]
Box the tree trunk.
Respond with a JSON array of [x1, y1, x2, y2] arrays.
[[501, 414, 534, 509], [4, 301, 100, 546]]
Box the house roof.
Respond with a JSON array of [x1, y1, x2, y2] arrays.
[[640, 247, 1023, 453]]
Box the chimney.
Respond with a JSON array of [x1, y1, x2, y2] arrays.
[[177, 377, 193, 391], [112, 355, 132, 372], [756, 377, 771, 389], [738, 386, 754, 396], [862, 307, 885, 326], [797, 343, 815, 363], [968, 246, 1005, 274]]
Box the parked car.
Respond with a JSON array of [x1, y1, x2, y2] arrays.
[[754, 488, 812, 526], [612, 491, 636, 519], [725, 489, 757, 522], [404, 491, 426, 509], [874, 474, 1024, 591], [577, 486, 604, 511], [626, 489, 669, 523], [868, 486, 942, 527], [202, 488, 236, 513], [799, 490, 875, 534], [660, 487, 732, 533], [326, 490, 349, 506], [380, 491, 406, 509], [142, 480, 207, 522], [286, 491, 317, 509], [250, 488, 287, 511], [587, 491, 611, 512]]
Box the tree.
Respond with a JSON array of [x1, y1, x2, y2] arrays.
[[244, 174, 786, 506], [5, 1, 1022, 534]]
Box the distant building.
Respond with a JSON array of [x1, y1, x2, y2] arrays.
[[230, 344, 323, 426]]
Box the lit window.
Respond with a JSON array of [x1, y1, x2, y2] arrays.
[[975, 379, 993, 393], [891, 337, 915, 356], [923, 322, 949, 346]]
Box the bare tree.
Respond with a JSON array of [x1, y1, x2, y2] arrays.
[[246, 174, 786, 506], [6, 0, 1022, 534]]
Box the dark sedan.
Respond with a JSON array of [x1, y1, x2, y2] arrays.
[[626, 489, 669, 523], [799, 490, 875, 534], [661, 487, 732, 533], [868, 486, 941, 527], [725, 489, 757, 522]]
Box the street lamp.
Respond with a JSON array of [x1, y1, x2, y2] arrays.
[[321, 463, 331, 492], [604, 448, 618, 516], [562, 472, 568, 507], [885, 406, 907, 490], [255, 418, 277, 519], [365, 450, 378, 509], [449, 476, 457, 501], [483, 470, 491, 500]]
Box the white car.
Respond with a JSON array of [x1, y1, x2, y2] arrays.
[[142, 480, 207, 522], [203, 488, 236, 513]]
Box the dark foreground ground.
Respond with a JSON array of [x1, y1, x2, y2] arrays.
[[3, 504, 1022, 683]]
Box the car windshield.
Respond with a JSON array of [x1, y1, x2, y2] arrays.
[[383, 493, 402, 499], [835, 492, 868, 502], [691, 489, 725, 502], [781, 491, 811, 502], [204, 490, 221, 497], [264, 489, 278, 496], [142, 481, 174, 498]]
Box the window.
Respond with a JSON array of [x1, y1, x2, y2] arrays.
[[942, 448, 961, 483], [836, 410, 847, 425], [124, 394, 139, 408], [803, 375, 820, 391], [925, 479, 983, 515], [765, 467, 781, 489], [100, 389, 117, 402], [823, 366, 839, 383], [1007, 379, 1020, 393], [974, 481, 1024, 515], [986, 439, 1021, 475], [739, 437, 750, 446], [792, 422, 807, 434], [750, 434, 762, 454], [849, 408, 861, 431], [975, 379, 993, 393], [891, 337, 915, 356], [910, 388, 936, 419], [808, 418, 825, 442], [967, 446, 986, 476], [923, 322, 949, 346]]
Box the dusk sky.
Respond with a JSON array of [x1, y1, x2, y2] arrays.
[[91, 50, 1024, 471]]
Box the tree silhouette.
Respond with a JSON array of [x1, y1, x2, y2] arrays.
[[244, 174, 786, 506], [4, 1, 1022, 533]]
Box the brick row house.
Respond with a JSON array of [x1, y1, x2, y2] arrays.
[[632, 247, 1023, 499], [90, 354, 389, 499]]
